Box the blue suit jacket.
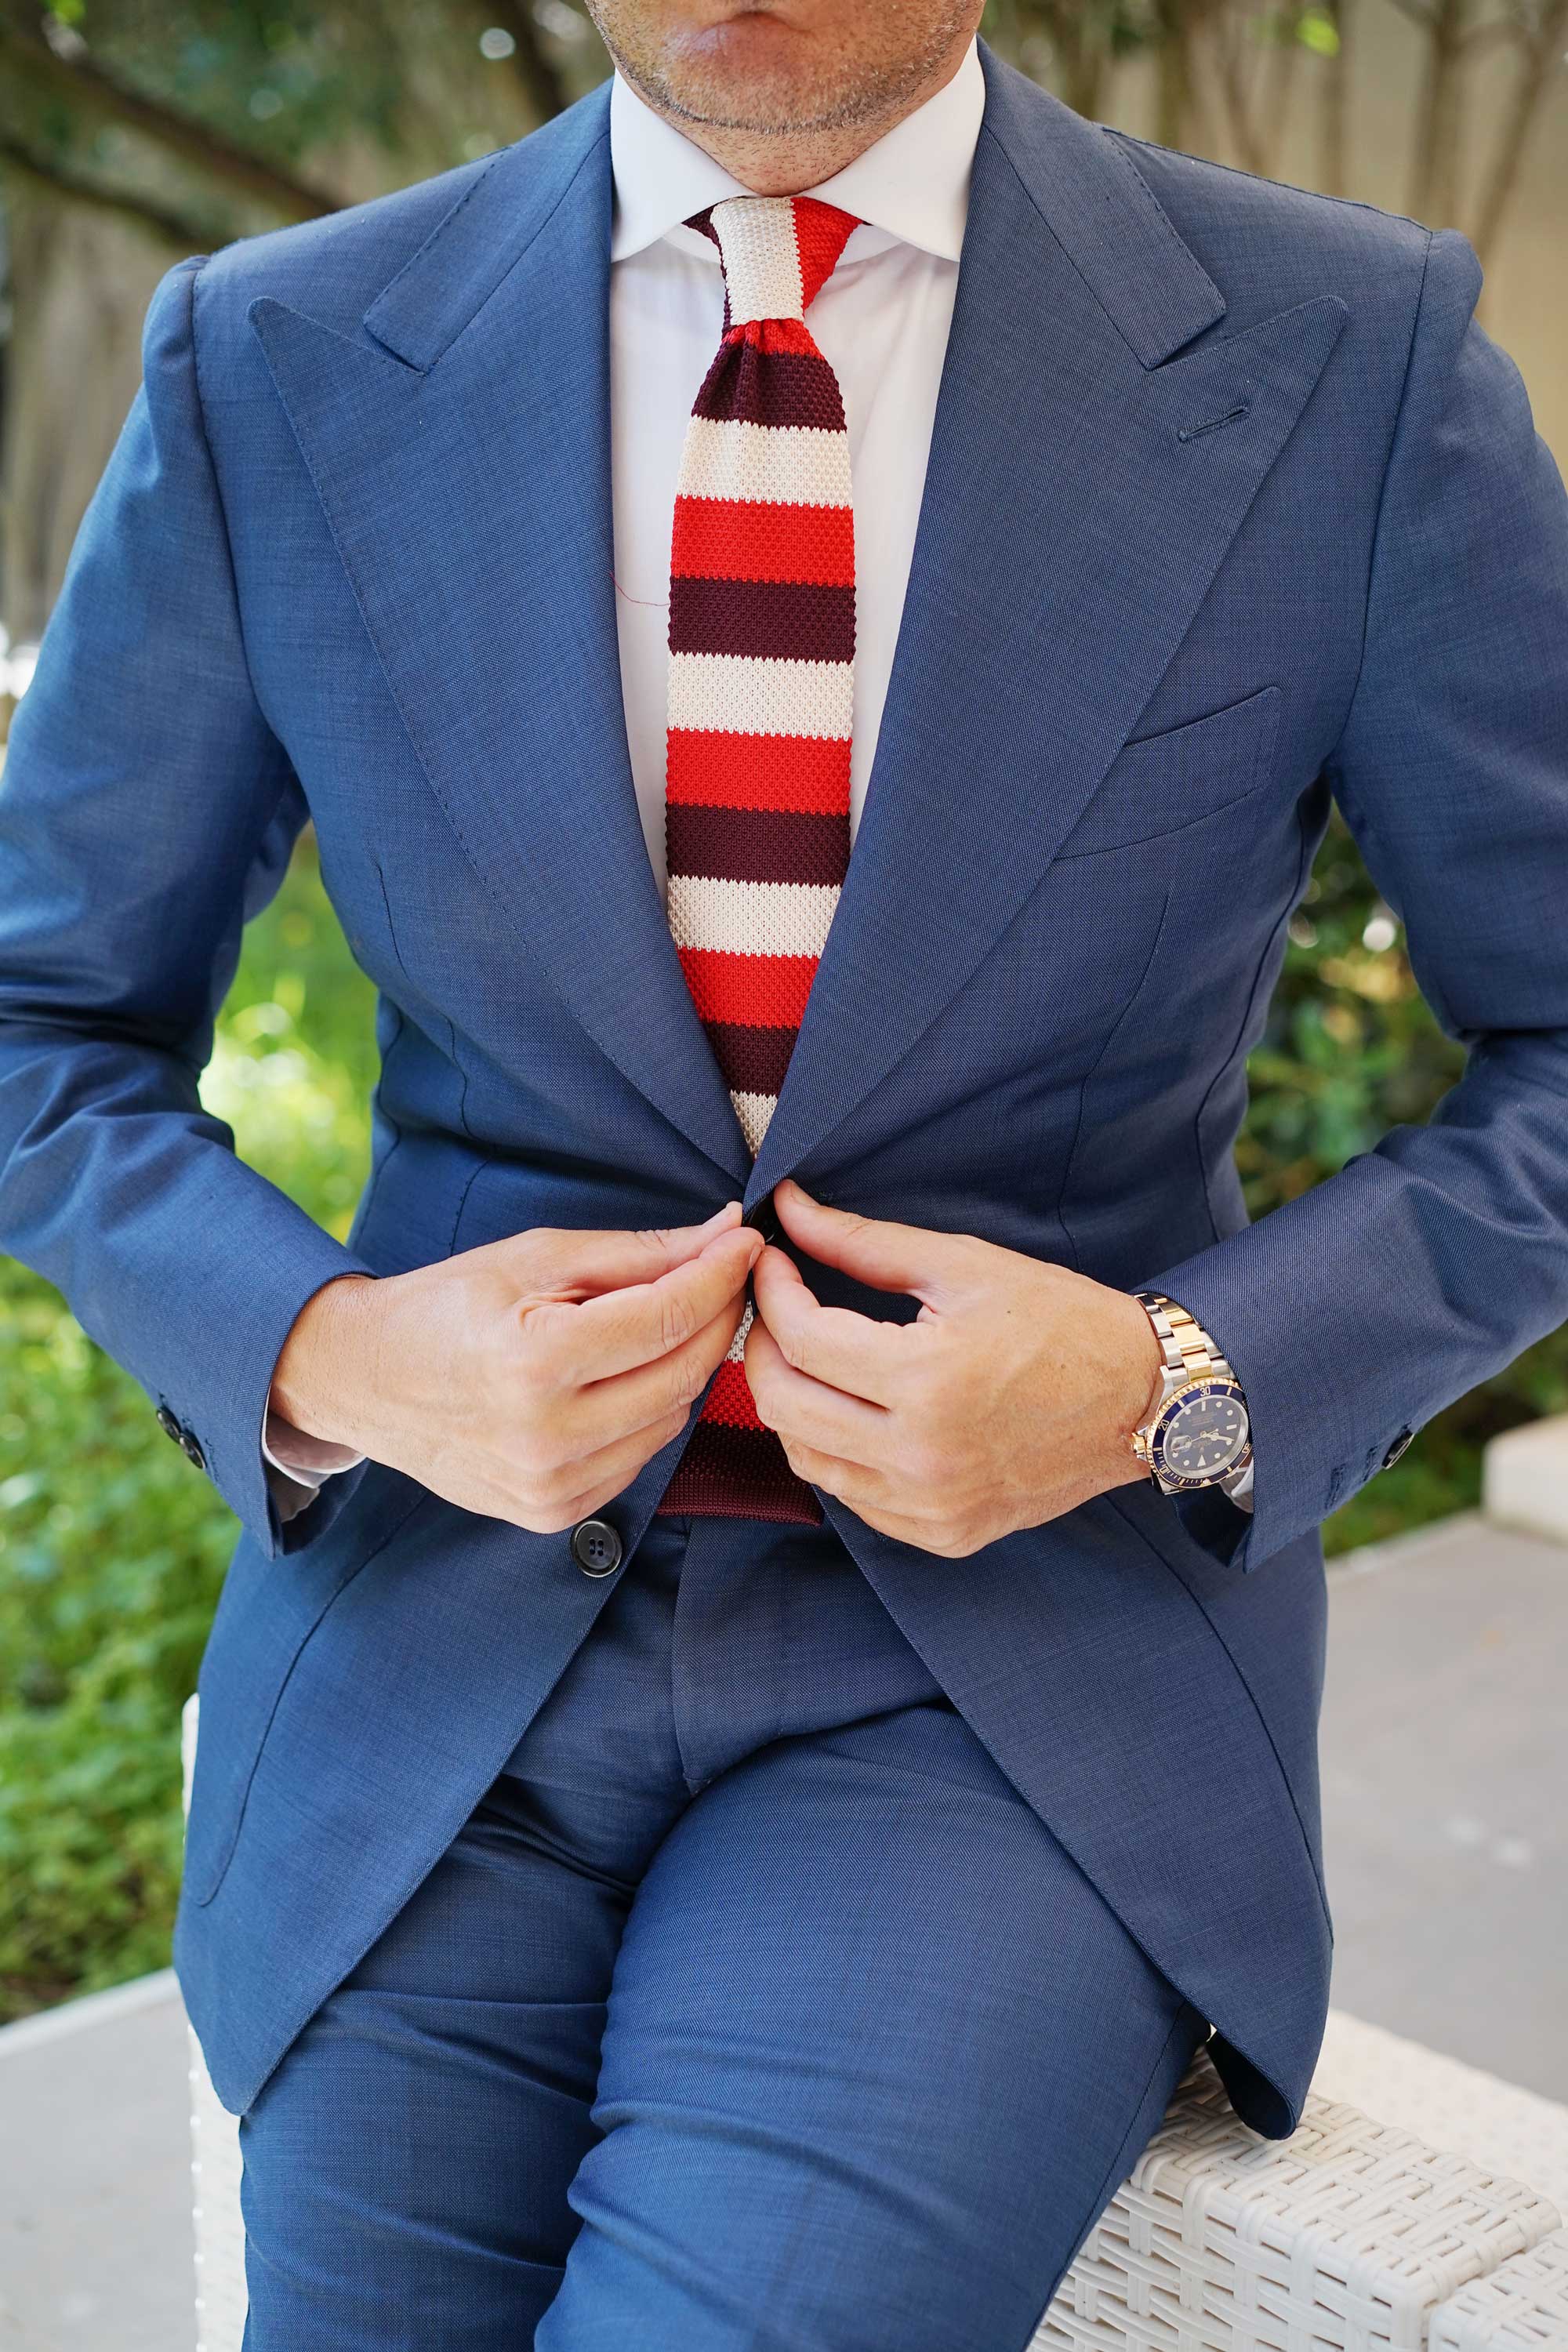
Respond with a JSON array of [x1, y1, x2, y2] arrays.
[[3, 45, 1566, 2136]]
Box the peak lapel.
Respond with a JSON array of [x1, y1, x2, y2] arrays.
[[249, 89, 753, 1195], [746, 51, 1346, 1211]]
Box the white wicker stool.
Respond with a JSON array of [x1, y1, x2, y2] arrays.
[[180, 1697, 1567, 2352], [1429, 2229, 1568, 2350], [1034, 2060, 1559, 2352]]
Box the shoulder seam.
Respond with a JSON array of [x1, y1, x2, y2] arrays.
[[1105, 127, 1431, 240]]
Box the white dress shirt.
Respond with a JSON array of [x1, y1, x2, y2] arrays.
[[260, 42, 985, 1512]]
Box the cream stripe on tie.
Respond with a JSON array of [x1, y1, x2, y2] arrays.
[[677, 418, 855, 509], [666, 653, 856, 741]]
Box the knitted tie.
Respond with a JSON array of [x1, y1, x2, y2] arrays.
[[655, 194, 860, 1524]]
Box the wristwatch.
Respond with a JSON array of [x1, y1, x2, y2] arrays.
[[1130, 1292, 1253, 1497]]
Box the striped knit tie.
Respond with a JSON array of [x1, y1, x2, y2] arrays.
[[655, 193, 860, 1524]]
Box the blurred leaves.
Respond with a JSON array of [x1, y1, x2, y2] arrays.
[[0, 834, 376, 2018], [0, 0, 602, 247]]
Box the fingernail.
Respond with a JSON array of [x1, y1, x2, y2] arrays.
[[701, 1202, 741, 1229]]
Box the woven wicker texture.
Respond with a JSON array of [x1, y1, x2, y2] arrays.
[[182, 1697, 249, 2352], [190, 2022, 247, 2352], [1314, 2014, 1568, 2220], [1429, 2228, 1568, 2349], [1032, 2053, 1560, 2352]]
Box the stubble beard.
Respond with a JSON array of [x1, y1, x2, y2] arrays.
[[586, 5, 975, 145]]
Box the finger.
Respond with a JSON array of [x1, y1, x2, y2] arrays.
[[750, 1245, 908, 1403], [567, 1290, 748, 1457], [546, 1225, 762, 1382], [771, 1179, 977, 1308], [769, 1436, 885, 1512], [507, 1403, 695, 1533], [513, 1202, 745, 1298], [743, 1310, 887, 1460]]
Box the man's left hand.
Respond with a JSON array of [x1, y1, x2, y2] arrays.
[[743, 1178, 1166, 1557]]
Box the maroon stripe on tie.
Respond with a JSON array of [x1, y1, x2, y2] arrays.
[[706, 1022, 791, 1104], [666, 800, 851, 886], [659, 1420, 825, 1523], [703, 1019, 799, 1098], [692, 344, 847, 433], [669, 577, 856, 664]]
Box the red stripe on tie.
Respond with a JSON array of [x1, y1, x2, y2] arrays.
[[719, 317, 824, 360], [666, 730, 851, 815], [677, 946, 818, 1030], [701, 1357, 767, 1431], [672, 498, 855, 586], [792, 198, 859, 312]]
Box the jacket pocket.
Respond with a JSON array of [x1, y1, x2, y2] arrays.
[[1056, 684, 1282, 859]]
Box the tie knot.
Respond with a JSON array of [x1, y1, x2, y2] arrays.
[[688, 195, 859, 328]]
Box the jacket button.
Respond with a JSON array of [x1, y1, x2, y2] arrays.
[[1381, 1427, 1414, 1471], [156, 1404, 183, 1443], [181, 1430, 208, 1472], [569, 1518, 622, 1578], [742, 1192, 780, 1245]]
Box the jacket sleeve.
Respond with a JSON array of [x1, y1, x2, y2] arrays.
[[1138, 227, 1568, 1573], [0, 254, 376, 1561]]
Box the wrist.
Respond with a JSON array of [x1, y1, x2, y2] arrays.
[[270, 1272, 379, 1452], [1114, 1288, 1167, 1443], [1082, 1288, 1167, 1492]]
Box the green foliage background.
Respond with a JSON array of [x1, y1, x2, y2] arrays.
[[4, 825, 1566, 2021]]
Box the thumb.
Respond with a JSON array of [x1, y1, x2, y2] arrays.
[[508, 1202, 746, 1297], [771, 1180, 974, 1308]]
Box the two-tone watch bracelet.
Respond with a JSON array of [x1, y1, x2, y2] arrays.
[[1134, 1291, 1239, 1389]]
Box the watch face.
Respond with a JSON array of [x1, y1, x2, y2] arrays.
[[1153, 1380, 1250, 1486]]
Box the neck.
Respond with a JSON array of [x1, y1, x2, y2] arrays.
[[618, 33, 975, 197]]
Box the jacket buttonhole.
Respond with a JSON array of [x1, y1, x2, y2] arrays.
[[1177, 400, 1250, 445]]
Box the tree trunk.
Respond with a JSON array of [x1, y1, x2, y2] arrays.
[[0, 169, 176, 644], [1052, 9, 1110, 120], [1154, 2, 1196, 147], [1320, 0, 1349, 197], [1410, 0, 1470, 227], [1469, 0, 1568, 263]]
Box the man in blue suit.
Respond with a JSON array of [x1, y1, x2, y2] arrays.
[[3, 0, 1567, 2339]]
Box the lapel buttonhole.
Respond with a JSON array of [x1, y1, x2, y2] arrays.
[[1177, 399, 1252, 445]]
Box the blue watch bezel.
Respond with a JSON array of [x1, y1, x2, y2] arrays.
[[1148, 1375, 1252, 1492]]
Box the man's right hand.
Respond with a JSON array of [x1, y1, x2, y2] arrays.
[[268, 1202, 763, 1533]]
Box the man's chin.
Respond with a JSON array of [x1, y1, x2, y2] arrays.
[[637, 21, 869, 135]]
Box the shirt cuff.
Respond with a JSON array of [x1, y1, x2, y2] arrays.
[[261, 1395, 368, 1485], [1223, 1459, 1255, 1514]]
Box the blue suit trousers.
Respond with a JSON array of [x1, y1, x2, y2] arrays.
[[238, 1512, 1207, 2349]]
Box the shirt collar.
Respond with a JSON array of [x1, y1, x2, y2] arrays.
[[608, 36, 983, 267]]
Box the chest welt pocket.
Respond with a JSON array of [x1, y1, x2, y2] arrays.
[[1055, 685, 1282, 860]]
